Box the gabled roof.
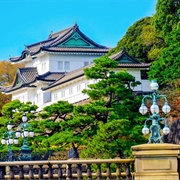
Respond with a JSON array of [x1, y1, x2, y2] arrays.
[[109, 49, 151, 68], [42, 65, 88, 91], [1, 67, 65, 93], [10, 23, 110, 62]]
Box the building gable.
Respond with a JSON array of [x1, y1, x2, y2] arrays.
[[14, 76, 23, 87], [58, 31, 95, 48], [118, 54, 138, 63]]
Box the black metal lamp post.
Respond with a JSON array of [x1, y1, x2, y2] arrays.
[[1, 122, 18, 161], [16, 113, 34, 161], [139, 80, 171, 143]]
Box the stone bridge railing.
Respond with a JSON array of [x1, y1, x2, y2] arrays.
[[0, 159, 135, 180]]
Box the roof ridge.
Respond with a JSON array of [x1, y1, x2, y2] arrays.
[[26, 37, 57, 48], [48, 24, 76, 39], [27, 25, 76, 48], [47, 24, 78, 47]]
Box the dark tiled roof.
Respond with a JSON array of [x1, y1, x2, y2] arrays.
[[110, 49, 150, 68], [17, 67, 39, 84], [41, 47, 109, 54], [2, 68, 65, 93], [42, 64, 93, 90], [10, 23, 110, 62], [37, 71, 65, 81], [117, 63, 150, 68]]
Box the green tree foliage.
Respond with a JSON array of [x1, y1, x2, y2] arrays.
[[30, 57, 146, 158], [0, 100, 38, 153], [152, 0, 180, 37], [148, 0, 180, 87], [72, 56, 146, 158], [108, 17, 164, 62], [1, 100, 37, 122], [149, 26, 180, 87], [32, 101, 76, 154], [38, 100, 74, 122]]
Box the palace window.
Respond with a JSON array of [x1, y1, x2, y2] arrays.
[[58, 61, 63, 71], [69, 88, 73, 95], [84, 62, 89, 66], [37, 93, 42, 104], [65, 61, 70, 70], [41, 62, 46, 72], [61, 91, 65, 98], [43, 92, 51, 103], [77, 84, 81, 92], [53, 93, 58, 101], [141, 70, 149, 80]]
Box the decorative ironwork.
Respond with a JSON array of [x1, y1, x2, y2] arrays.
[[16, 113, 34, 161], [139, 80, 171, 143], [1, 122, 18, 161]]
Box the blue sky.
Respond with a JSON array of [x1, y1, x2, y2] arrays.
[[0, 0, 156, 60]]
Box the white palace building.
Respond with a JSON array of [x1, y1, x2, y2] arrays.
[[2, 23, 151, 111]]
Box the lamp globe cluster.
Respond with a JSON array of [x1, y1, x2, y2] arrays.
[[139, 80, 171, 142], [1, 122, 19, 145], [1, 113, 34, 161], [15, 114, 34, 138]]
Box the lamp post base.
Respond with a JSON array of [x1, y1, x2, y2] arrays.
[[19, 146, 32, 161], [7, 150, 14, 161]]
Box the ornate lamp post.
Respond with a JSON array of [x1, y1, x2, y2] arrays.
[[16, 113, 34, 161], [1, 122, 18, 161], [139, 80, 171, 143]]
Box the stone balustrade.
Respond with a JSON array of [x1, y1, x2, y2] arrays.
[[0, 159, 135, 180], [132, 143, 180, 180]]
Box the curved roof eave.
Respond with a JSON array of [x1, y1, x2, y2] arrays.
[[42, 73, 84, 91], [117, 63, 151, 68], [3, 84, 36, 94]]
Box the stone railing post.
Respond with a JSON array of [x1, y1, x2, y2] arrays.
[[132, 143, 180, 180]]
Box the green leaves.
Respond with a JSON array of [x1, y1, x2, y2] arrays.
[[1, 100, 37, 123], [26, 56, 146, 158], [39, 101, 73, 121], [108, 17, 162, 63], [153, 0, 180, 37], [148, 25, 180, 87]]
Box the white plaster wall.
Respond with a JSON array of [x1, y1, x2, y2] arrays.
[[27, 89, 36, 103], [25, 54, 50, 75], [35, 87, 52, 111], [23, 61, 32, 67], [139, 80, 151, 92], [49, 53, 100, 72], [50, 79, 89, 103], [12, 88, 37, 103], [126, 69, 151, 92], [25, 52, 100, 75], [12, 90, 28, 103], [113, 68, 151, 92]]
